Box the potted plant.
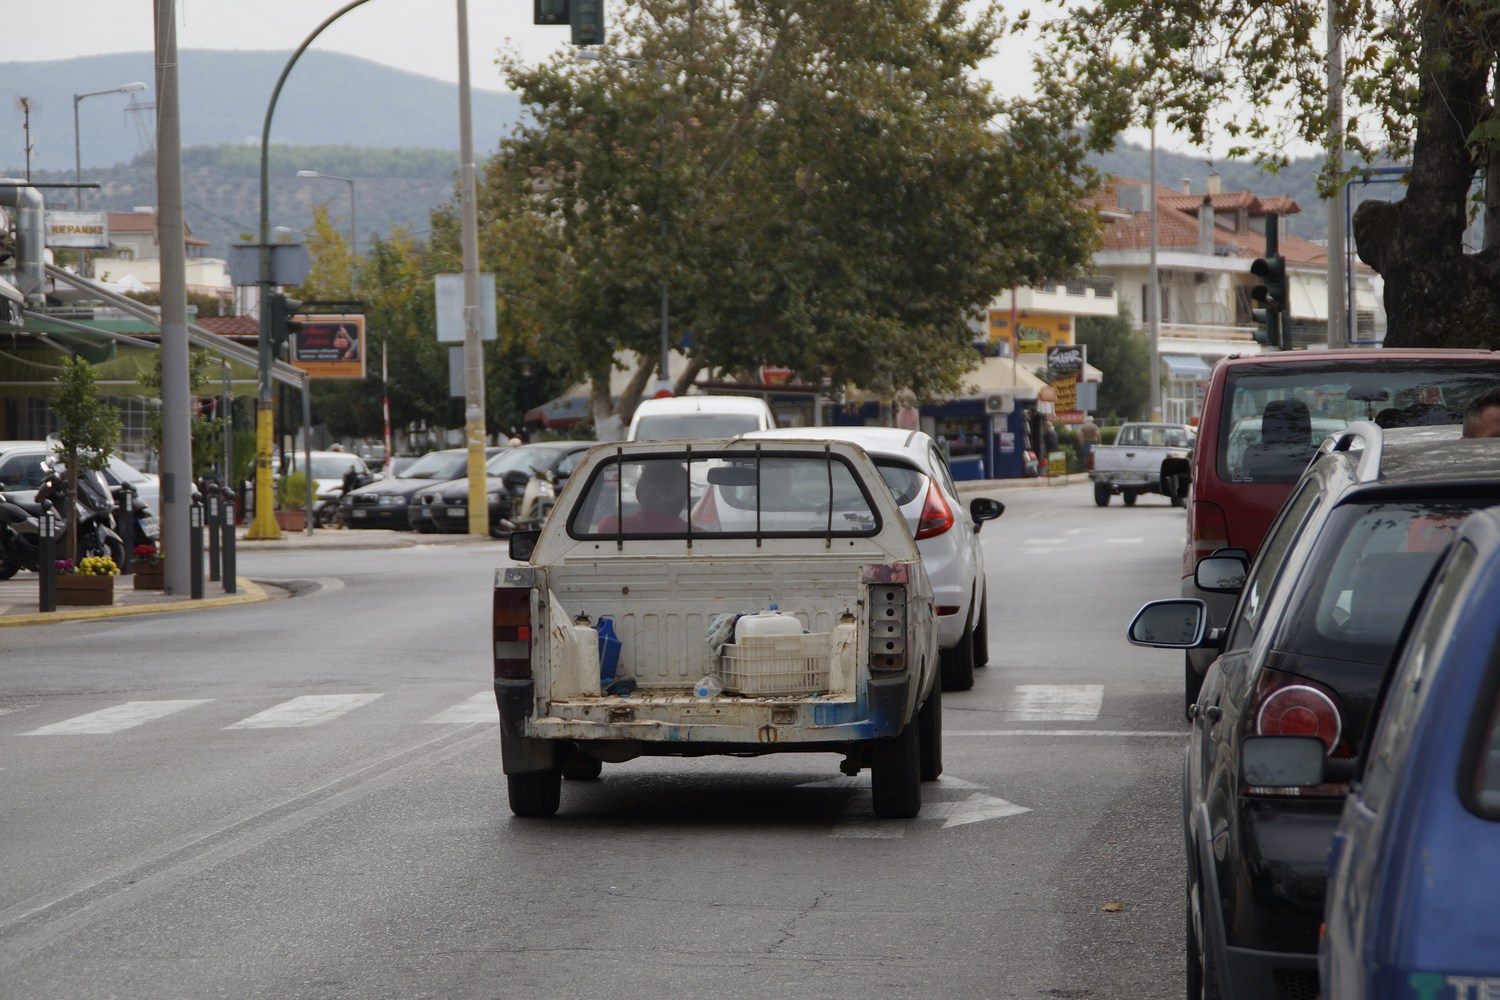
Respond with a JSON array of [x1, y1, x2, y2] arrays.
[[275, 470, 311, 531], [132, 543, 164, 589], [56, 555, 119, 606]]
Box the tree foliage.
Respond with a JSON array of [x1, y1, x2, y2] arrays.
[[135, 348, 228, 477], [1032, 0, 1500, 348], [52, 355, 121, 562], [487, 0, 1103, 433]]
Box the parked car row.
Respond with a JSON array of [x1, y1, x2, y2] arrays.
[[1130, 420, 1500, 999]]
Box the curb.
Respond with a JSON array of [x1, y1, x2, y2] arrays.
[[0, 578, 270, 627]]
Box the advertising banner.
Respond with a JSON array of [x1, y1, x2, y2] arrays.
[[291, 314, 366, 380], [45, 211, 109, 249], [1047, 344, 1086, 425]]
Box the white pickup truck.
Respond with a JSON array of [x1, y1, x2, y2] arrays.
[[494, 439, 942, 819], [1087, 422, 1195, 507]]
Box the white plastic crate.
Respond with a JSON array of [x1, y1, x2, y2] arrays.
[[720, 632, 830, 695]]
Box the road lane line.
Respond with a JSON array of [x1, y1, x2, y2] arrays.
[[1004, 684, 1104, 720], [1106, 537, 1145, 544], [424, 692, 495, 725], [23, 700, 212, 736], [225, 694, 382, 729]]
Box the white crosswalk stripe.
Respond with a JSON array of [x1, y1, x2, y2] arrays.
[[1002, 684, 1105, 721], [424, 692, 495, 725], [225, 694, 382, 729], [23, 699, 213, 736]]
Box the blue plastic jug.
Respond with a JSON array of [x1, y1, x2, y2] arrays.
[[596, 616, 622, 687]]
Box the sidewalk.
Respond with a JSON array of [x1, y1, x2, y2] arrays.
[[0, 527, 488, 626]]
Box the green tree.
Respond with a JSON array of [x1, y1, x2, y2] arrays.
[[486, 0, 1103, 436], [1075, 308, 1150, 420], [52, 355, 122, 564], [1033, 0, 1500, 348]]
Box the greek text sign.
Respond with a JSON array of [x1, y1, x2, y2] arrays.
[[46, 211, 109, 249]]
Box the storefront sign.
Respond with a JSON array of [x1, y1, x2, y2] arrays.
[[45, 211, 109, 249], [291, 314, 366, 380]]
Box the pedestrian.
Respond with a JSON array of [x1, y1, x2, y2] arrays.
[[1078, 417, 1101, 468], [1043, 417, 1059, 454], [1462, 386, 1500, 438]]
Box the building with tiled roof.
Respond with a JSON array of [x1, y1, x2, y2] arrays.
[[1088, 174, 1382, 422], [85, 208, 231, 309]]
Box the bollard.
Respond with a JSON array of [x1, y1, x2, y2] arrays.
[[117, 483, 136, 574], [38, 511, 57, 613], [189, 499, 204, 600], [221, 493, 237, 594], [206, 482, 221, 582]]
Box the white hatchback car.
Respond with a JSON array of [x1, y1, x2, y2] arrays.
[[742, 426, 1002, 690]]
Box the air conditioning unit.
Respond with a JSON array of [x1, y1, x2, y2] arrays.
[[984, 392, 1013, 415]]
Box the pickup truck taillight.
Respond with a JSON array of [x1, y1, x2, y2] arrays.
[[914, 481, 954, 539], [863, 563, 911, 673], [493, 588, 533, 679]]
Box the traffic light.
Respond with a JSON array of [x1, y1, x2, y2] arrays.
[[534, 0, 568, 25], [571, 0, 605, 44], [268, 292, 303, 352], [1249, 254, 1287, 349]]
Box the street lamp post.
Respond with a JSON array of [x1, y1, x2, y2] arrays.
[[295, 169, 357, 290], [73, 82, 147, 209]]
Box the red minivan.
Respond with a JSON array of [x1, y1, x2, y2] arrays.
[[1172, 348, 1500, 710]]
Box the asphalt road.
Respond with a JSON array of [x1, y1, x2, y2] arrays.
[[0, 480, 1191, 999]]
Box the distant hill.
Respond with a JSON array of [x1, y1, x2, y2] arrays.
[[2, 49, 523, 172], [3, 46, 1349, 262]]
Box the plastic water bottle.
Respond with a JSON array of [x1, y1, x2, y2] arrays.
[[694, 675, 723, 698], [596, 616, 621, 687]]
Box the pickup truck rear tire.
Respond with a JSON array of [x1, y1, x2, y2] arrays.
[[918, 682, 943, 781], [871, 721, 922, 818], [939, 620, 976, 691], [1171, 495, 1187, 508], [1094, 482, 1112, 506], [507, 769, 562, 817], [1122, 491, 1139, 506]]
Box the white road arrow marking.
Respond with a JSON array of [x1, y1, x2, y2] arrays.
[[926, 792, 1032, 828]]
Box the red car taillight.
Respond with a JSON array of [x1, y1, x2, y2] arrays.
[[493, 588, 533, 679], [914, 481, 954, 540], [1243, 668, 1349, 797]]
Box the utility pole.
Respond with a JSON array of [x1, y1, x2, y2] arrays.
[[1326, 0, 1348, 348], [457, 0, 489, 536], [155, 0, 193, 594]]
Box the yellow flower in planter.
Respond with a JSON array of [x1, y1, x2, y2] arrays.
[[75, 556, 120, 577]]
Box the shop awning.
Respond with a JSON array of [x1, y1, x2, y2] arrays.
[[1163, 354, 1213, 379]]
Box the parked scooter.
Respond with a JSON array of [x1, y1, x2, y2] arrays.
[[0, 483, 64, 580], [497, 466, 558, 534], [0, 458, 122, 578]]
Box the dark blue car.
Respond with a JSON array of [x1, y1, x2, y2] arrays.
[[1317, 506, 1500, 997]]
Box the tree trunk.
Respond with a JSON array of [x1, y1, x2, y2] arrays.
[[1353, 5, 1500, 349]]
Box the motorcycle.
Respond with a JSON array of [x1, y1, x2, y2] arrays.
[[315, 468, 378, 528], [0, 458, 122, 578], [497, 466, 558, 534]]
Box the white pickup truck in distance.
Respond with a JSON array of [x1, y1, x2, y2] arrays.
[[494, 439, 942, 819], [1087, 422, 1195, 507]]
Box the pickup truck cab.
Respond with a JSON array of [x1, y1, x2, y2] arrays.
[[1087, 422, 1194, 506], [494, 439, 942, 819]]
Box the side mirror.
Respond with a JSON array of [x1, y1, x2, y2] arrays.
[[1127, 599, 1209, 648], [508, 529, 541, 562], [1240, 736, 1327, 788], [1160, 456, 1191, 501], [1196, 555, 1248, 593], [969, 497, 1004, 530]]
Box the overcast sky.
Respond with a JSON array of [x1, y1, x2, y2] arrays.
[[10, 1, 1038, 94], [9, 0, 1202, 154]]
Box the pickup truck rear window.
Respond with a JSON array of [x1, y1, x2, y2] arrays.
[[568, 451, 883, 539], [1220, 361, 1500, 484]]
